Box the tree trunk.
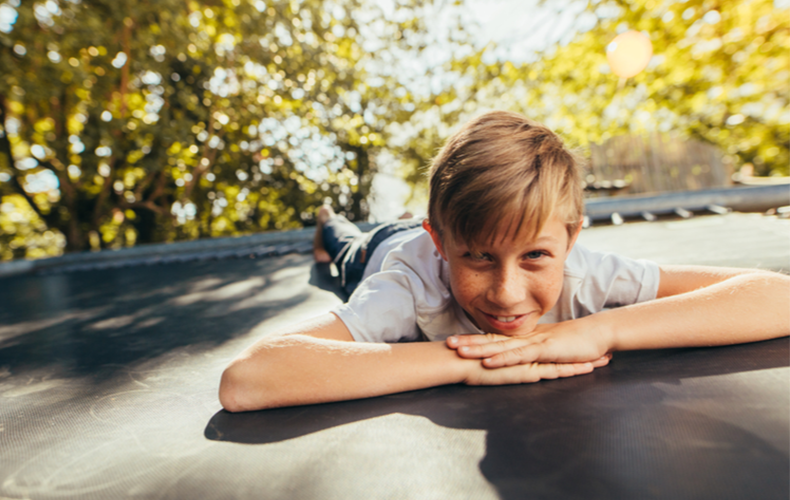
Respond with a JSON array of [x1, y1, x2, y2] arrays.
[[350, 145, 370, 222], [134, 208, 158, 245]]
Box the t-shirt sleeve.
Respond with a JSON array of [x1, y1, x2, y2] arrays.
[[568, 244, 661, 317], [331, 266, 422, 343]]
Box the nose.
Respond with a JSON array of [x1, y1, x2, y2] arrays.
[[487, 263, 526, 310]]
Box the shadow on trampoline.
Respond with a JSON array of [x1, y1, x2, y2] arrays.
[[308, 261, 347, 302], [0, 254, 316, 380], [204, 338, 788, 499]]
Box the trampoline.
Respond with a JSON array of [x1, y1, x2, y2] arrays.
[[1, 212, 788, 500]]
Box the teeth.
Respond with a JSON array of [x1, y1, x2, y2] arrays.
[[495, 316, 517, 323]]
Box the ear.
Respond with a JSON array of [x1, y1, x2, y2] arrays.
[[567, 218, 584, 252], [422, 219, 448, 261]]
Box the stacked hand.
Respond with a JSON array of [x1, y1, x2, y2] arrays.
[[446, 321, 613, 386]]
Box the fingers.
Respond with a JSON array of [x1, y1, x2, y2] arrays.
[[452, 337, 538, 360], [556, 361, 596, 377], [482, 348, 610, 369], [446, 333, 510, 349], [459, 336, 610, 368], [449, 333, 612, 372], [481, 343, 545, 368], [525, 356, 610, 381], [538, 362, 586, 380], [467, 360, 599, 385], [591, 353, 612, 368]]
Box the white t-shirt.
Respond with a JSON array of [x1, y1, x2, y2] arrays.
[[360, 227, 424, 282], [332, 228, 660, 343]]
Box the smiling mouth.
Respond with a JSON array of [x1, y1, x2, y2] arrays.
[[483, 312, 527, 325]]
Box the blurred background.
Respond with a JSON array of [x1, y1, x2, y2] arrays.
[[0, 0, 787, 261]]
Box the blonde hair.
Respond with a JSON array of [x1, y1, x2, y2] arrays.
[[428, 110, 583, 247]]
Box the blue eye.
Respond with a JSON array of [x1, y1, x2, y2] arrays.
[[525, 251, 545, 260], [465, 252, 492, 261]]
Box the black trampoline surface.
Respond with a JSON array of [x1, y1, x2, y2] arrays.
[[1, 213, 788, 500]]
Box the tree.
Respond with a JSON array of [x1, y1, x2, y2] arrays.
[[397, 0, 789, 193], [0, 0, 430, 259]]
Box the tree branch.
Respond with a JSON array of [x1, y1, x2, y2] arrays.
[[92, 158, 116, 228], [133, 170, 158, 200], [40, 158, 74, 201], [182, 111, 218, 202], [121, 199, 170, 216], [0, 96, 49, 223], [119, 18, 133, 117], [143, 169, 169, 209]]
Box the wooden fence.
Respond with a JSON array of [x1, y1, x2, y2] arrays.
[[585, 134, 732, 196]]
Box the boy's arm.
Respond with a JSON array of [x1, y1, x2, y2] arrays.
[[218, 312, 607, 412], [449, 266, 790, 367]]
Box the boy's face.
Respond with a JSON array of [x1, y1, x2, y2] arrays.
[[424, 214, 581, 337]]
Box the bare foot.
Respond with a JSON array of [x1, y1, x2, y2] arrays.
[[398, 211, 414, 220], [313, 205, 335, 263]]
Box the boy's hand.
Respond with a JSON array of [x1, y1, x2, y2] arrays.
[[446, 320, 612, 369], [461, 355, 611, 386]]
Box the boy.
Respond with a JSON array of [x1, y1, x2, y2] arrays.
[[219, 111, 790, 412]]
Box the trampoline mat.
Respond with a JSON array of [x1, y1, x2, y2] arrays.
[[1, 215, 789, 500]]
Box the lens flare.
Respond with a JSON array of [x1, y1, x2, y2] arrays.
[[606, 30, 653, 78]]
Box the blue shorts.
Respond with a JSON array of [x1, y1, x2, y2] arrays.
[[322, 216, 424, 298]]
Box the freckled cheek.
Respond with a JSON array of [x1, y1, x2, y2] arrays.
[[532, 269, 565, 308], [450, 270, 486, 306]]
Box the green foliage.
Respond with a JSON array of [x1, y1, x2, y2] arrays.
[[0, 194, 65, 260], [0, 0, 427, 258], [2, 0, 786, 260], [400, 0, 789, 190], [540, 0, 788, 176]]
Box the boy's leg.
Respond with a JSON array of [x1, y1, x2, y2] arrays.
[[313, 205, 364, 264], [315, 205, 416, 263], [313, 206, 335, 263]]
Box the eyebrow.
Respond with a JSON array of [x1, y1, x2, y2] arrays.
[[459, 235, 561, 252], [531, 235, 560, 244]]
